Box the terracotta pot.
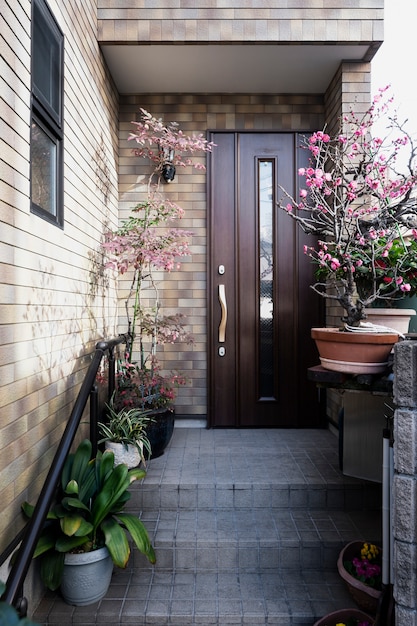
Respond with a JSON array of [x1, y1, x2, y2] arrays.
[[313, 607, 375, 625], [337, 541, 382, 615], [364, 307, 416, 335], [311, 327, 399, 374]]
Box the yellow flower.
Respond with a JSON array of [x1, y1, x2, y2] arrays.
[[335, 623, 346, 626], [361, 542, 379, 561]]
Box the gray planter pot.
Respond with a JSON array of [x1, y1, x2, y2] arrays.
[[60, 546, 113, 606]]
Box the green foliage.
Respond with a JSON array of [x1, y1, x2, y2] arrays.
[[98, 395, 153, 464], [20, 439, 155, 591]]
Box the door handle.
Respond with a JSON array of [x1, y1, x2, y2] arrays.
[[218, 284, 227, 343]]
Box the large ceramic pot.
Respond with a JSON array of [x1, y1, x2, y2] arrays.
[[146, 408, 175, 459], [313, 607, 375, 626], [104, 441, 141, 468], [337, 541, 382, 615], [311, 327, 400, 374], [60, 546, 113, 606], [364, 307, 416, 335]]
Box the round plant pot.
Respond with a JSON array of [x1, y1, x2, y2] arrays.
[[337, 541, 382, 615], [364, 308, 416, 335], [60, 546, 113, 606], [313, 607, 375, 626], [104, 441, 141, 468], [311, 327, 399, 374], [146, 408, 175, 459]]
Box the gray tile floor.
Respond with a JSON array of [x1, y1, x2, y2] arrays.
[[34, 427, 382, 625]]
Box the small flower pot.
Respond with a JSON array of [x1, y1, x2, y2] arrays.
[[313, 607, 375, 626], [104, 441, 141, 468], [337, 541, 382, 615]]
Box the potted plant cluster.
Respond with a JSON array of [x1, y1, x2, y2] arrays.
[[102, 110, 215, 454], [97, 394, 153, 468], [20, 439, 155, 606], [337, 541, 382, 615], [277, 87, 417, 372]]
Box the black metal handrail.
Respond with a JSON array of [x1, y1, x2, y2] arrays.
[[1, 334, 127, 614]]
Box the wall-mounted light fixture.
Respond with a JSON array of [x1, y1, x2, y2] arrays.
[[161, 147, 176, 183]]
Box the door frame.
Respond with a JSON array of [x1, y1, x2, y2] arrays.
[[207, 130, 325, 428]]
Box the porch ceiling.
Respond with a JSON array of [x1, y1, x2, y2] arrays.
[[101, 43, 372, 94]]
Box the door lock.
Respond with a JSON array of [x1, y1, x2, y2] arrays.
[[218, 347, 226, 357]]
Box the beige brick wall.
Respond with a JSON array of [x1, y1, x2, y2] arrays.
[[119, 93, 325, 416], [0, 0, 119, 590], [98, 1, 384, 44]]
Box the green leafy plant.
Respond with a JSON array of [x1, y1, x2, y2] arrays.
[[98, 395, 153, 465], [21, 439, 155, 591]]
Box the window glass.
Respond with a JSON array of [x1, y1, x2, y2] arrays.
[[31, 119, 57, 216], [31, 0, 63, 227]]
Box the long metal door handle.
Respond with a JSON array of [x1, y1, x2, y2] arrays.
[[218, 284, 227, 343]]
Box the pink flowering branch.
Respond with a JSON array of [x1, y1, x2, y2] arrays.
[[103, 110, 214, 384], [278, 87, 417, 327]]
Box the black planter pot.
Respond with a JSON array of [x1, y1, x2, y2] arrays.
[[146, 408, 175, 459]]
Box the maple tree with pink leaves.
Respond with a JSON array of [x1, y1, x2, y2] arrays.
[[278, 87, 417, 327], [102, 110, 215, 407]]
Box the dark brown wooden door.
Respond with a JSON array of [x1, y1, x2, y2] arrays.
[[208, 132, 324, 427]]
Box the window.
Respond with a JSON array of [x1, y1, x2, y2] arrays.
[[31, 0, 64, 227]]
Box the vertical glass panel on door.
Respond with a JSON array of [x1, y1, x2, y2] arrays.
[[258, 159, 275, 399]]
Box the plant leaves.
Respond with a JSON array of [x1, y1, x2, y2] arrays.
[[115, 512, 156, 564], [101, 517, 130, 568], [40, 551, 65, 591]]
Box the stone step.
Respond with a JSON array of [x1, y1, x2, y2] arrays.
[[130, 480, 381, 513], [131, 508, 381, 573], [32, 429, 382, 625]]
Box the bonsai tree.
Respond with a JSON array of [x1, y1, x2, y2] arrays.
[[21, 439, 155, 591], [277, 87, 417, 328], [102, 110, 215, 407]]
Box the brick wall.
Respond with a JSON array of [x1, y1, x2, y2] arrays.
[[98, 1, 383, 44], [0, 0, 119, 596]]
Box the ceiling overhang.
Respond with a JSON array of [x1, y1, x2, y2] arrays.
[[101, 43, 374, 95]]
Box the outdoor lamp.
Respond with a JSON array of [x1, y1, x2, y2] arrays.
[[161, 147, 176, 183]]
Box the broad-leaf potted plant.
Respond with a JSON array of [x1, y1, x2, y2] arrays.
[[20, 439, 156, 606], [98, 395, 153, 468], [277, 87, 417, 373], [102, 110, 215, 454]]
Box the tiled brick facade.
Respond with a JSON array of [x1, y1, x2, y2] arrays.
[[1, 0, 384, 614]]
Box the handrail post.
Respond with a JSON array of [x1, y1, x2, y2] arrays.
[[3, 334, 128, 611], [90, 384, 99, 457]]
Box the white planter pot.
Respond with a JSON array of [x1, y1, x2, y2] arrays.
[[364, 308, 416, 334], [105, 441, 141, 468], [61, 546, 113, 606]]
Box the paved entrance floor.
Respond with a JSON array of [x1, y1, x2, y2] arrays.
[[34, 427, 382, 625]]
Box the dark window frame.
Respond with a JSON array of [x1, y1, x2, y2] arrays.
[[30, 0, 64, 228]]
